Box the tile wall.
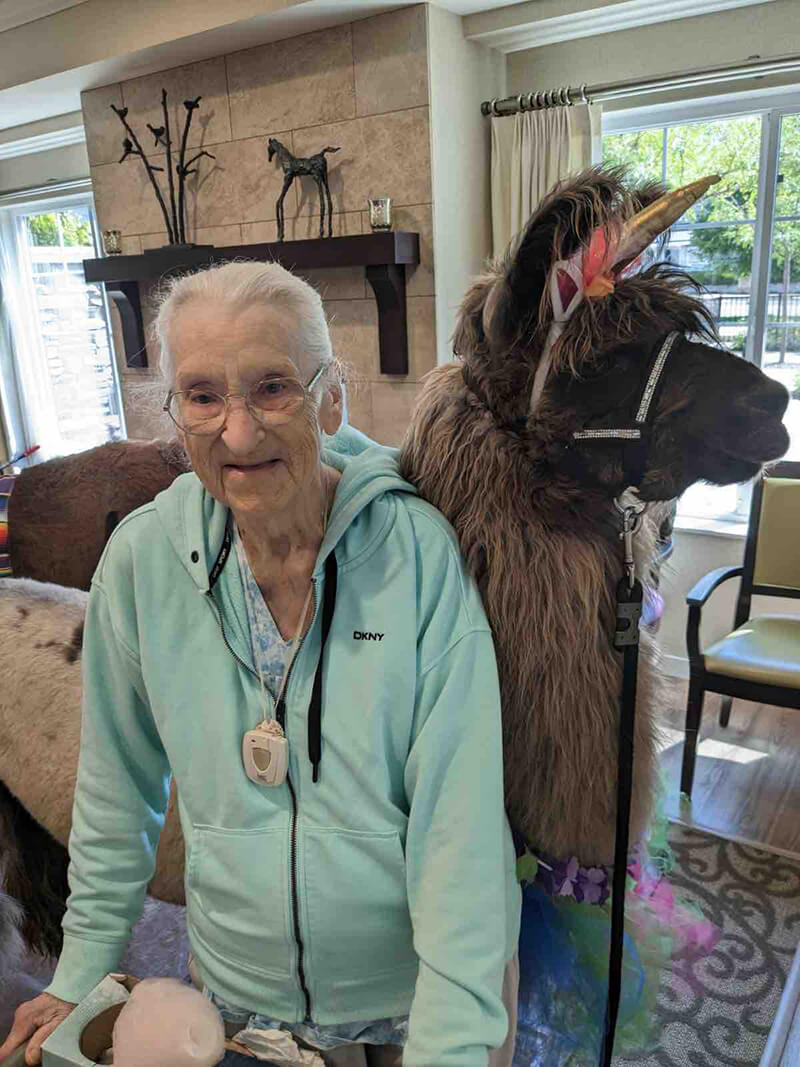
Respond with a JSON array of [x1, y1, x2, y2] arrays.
[[81, 6, 434, 445]]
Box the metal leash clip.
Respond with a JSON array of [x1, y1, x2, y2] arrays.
[[614, 488, 646, 590], [613, 489, 646, 648]]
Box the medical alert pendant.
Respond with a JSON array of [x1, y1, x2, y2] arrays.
[[243, 720, 289, 787]]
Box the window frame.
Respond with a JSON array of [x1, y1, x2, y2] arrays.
[[603, 89, 800, 528], [0, 187, 126, 461]]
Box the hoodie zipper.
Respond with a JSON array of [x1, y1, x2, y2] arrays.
[[204, 579, 317, 1022]]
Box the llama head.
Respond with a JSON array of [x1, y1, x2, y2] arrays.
[[451, 165, 789, 502], [544, 327, 789, 501]]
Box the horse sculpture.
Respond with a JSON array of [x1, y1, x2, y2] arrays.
[[267, 138, 340, 241]]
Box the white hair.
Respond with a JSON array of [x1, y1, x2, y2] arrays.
[[152, 260, 335, 391]]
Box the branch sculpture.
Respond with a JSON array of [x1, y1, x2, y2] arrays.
[[111, 91, 215, 246]]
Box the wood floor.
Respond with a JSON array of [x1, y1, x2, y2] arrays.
[[657, 675, 800, 856]]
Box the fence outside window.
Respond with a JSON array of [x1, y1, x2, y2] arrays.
[[605, 106, 800, 523]]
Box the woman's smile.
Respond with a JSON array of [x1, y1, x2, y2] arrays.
[[223, 458, 283, 475]]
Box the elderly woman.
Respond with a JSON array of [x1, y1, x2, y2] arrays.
[[0, 262, 520, 1067]]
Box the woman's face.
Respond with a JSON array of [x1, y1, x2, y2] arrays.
[[167, 299, 341, 520]]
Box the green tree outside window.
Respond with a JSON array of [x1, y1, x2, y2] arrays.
[[27, 211, 93, 248]]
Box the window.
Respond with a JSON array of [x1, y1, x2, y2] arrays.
[[0, 192, 125, 462], [604, 105, 800, 525]]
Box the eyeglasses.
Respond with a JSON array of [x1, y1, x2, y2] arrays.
[[164, 365, 326, 435]]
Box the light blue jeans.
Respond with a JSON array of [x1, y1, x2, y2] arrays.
[[192, 954, 518, 1066], [219, 1043, 402, 1065]]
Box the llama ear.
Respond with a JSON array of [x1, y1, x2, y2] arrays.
[[453, 272, 495, 355], [501, 166, 629, 335]]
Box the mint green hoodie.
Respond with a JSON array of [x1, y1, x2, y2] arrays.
[[45, 437, 521, 1066]]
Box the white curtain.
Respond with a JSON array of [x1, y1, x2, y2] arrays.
[[0, 209, 62, 460], [491, 103, 603, 258]]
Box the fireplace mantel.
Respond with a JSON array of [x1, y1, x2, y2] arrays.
[[83, 231, 420, 375]]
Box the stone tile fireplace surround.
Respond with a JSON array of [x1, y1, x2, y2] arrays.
[[81, 6, 434, 445]]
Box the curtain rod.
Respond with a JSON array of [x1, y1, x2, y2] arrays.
[[481, 52, 800, 116]]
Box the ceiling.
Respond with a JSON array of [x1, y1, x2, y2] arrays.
[[0, 0, 781, 133], [0, 0, 88, 34], [463, 0, 779, 52]]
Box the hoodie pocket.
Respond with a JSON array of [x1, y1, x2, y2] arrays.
[[187, 825, 292, 979], [304, 827, 417, 980]]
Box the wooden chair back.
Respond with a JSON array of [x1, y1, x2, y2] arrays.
[[735, 460, 800, 628]]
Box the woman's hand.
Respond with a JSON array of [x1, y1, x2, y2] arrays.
[[0, 993, 77, 1066]]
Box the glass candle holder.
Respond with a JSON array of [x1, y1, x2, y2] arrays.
[[102, 229, 123, 255], [367, 198, 392, 231]]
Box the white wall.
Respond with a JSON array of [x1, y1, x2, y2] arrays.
[[0, 113, 88, 195], [659, 526, 800, 672], [506, 0, 800, 112], [659, 530, 743, 671], [0, 0, 303, 94], [0, 142, 89, 195], [427, 5, 504, 364]]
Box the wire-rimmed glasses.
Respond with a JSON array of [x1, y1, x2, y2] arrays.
[[163, 364, 326, 435]]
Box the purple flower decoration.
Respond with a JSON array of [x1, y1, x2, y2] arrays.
[[533, 851, 611, 906]]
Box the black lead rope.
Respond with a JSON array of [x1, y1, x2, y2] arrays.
[[600, 569, 643, 1067], [568, 334, 677, 1066], [308, 551, 337, 783], [598, 498, 645, 1067]]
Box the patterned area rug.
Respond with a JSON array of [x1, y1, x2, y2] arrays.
[[3, 826, 799, 1065], [618, 824, 800, 1067]]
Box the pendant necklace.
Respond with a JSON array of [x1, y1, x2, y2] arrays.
[[242, 477, 331, 787]]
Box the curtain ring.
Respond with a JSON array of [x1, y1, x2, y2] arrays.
[[527, 92, 536, 110], [490, 98, 499, 116], [517, 93, 526, 113], [580, 83, 589, 105], [543, 90, 551, 108], [562, 86, 571, 106]]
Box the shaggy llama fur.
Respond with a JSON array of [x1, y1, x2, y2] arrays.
[[401, 364, 663, 863], [9, 439, 188, 590], [400, 167, 789, 865]]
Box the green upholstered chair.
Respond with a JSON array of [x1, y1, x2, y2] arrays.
[[681, 461, 800, 798]]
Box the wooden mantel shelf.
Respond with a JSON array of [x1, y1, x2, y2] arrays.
[[83, 231, 420, 375]]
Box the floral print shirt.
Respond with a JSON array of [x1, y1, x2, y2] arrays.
[[235, 525, 293, 701]]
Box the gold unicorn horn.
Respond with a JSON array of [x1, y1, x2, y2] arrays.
[[614, 174, 721, 268]]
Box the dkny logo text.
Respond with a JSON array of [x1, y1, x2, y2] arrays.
[[353, 631, 384, 641]]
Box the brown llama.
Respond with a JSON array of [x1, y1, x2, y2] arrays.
[[399, 167, 789, 866], [0, 578, 186, 960], [8, 439, 188, 591], [0, 437, 187, 964]]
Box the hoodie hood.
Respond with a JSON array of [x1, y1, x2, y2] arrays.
[[153, 426, 417, 592]]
